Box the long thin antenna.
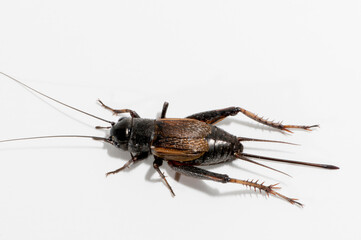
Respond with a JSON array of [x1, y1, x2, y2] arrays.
[[0, 135, 112, 144], [0, 72, 114, 124], [242, 153, 339, 169]]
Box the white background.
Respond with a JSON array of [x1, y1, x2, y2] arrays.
[[0, 1, 360, 240]]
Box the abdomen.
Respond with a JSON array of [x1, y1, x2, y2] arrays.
[[187, 125, 243, 166]]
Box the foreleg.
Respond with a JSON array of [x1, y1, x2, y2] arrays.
[[98, 99, 140, 118], [106, 153, 147, 176]]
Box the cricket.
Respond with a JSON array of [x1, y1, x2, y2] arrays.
[[0, 72, 339, 206]]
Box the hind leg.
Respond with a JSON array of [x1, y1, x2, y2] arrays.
[[187, 107, 318, 133], [168, 161, 302, 206]]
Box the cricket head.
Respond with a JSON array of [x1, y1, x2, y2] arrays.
[[110, 117, 132, 150]]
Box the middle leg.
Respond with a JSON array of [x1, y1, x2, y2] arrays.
[[153, 157, 175, 196]]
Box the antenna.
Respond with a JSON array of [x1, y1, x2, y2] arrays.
[[0, 135, 112, 144], [0, 72, 114, 125]]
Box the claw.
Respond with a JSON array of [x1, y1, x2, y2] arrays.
[[282, 124, 319, 133], [283, 128, 294, 133], [304, 125, 320, 131], [105, 171, 115, 177], [269, 183, 281, 190], [288, 198, 303, 207]]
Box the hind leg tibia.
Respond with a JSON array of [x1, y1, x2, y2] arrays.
[[168, 161, 302, 206], [187, 106, 318, 133]]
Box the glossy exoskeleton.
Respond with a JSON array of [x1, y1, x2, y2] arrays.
[[0, 72, 339, 206], [96, 100, 338, 206]]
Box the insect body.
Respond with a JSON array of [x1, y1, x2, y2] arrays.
[[0, 72, 339, 206]]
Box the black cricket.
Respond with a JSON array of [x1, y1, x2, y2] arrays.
[[0, 72, 339, 206]]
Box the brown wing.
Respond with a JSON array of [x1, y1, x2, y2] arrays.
[[151, 118, 211, 161]]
